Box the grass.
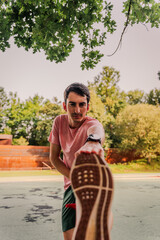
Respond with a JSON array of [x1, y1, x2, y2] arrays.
[[109, 159, 160, 174], [0, 169, 61, 178], [0, 159, 160, 178]]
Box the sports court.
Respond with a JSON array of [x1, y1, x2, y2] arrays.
[[0, 174, 160, 240]]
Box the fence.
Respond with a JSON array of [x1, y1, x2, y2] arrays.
[[0, 145, 140, 170], [0, 145, 51, 170]]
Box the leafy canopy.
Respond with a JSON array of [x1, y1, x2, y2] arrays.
[[87, 89, 114, 148], [145, 88, 160, 105], [0, 0, 160, 69], [126, 89, 145, 105], [88, 66, 127, 117], [0, 88, 63, 146], [114, 104, 160, 160], [0, 0, 116, 69]]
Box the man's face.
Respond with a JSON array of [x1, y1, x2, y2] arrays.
[[63, 91, 89, 128]]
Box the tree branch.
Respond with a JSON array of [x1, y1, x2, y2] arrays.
[[107, 0, 132, 57], [141, 23, 149, 31]]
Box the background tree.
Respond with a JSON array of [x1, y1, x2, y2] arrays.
[[88, 66, 127, 147], [0, 88, 63, 145], [2, 91, 24, 139], [114, 104, 160, 163], [125, 89, 145, 105], [23, 95, 45, 145], [88, 66, 127, 118], [15, 96, 63, 145], [0, 87, 8, 131], [87, 89, 114, 148], [12, 136, 29, 146], [35, 98, 63, 146], [1, 93, 44, 144], [0, 0, 159, 69], [145, 88, 160, 106]]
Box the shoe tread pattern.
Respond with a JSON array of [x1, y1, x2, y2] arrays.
[[71, 153, 113, 240]]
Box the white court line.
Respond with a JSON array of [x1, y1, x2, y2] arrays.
[[0, 173, 160, 183], [114, 173, 160, 181], [0, 175, 64, 183]]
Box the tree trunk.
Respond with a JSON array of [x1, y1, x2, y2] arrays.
[[147, 157, 151, 164]]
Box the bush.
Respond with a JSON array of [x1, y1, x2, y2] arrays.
[[12, 137, 29, 146], [114, 104, 160, 162]]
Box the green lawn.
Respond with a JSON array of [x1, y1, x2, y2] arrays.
[[109, 159, 160, 173], [0, 159, 160, 178], [0, 169, 61, 178]]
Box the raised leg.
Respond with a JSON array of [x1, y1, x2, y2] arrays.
[[70, 153, 114, 240]]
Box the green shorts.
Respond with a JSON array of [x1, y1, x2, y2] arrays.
[[62, 185, 76, 232]]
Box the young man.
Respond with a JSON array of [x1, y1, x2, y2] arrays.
[[49, 83, 113, 240]]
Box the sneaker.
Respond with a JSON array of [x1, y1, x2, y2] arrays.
[[70, 153, 114, 240]]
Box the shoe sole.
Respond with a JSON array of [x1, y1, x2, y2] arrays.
[[70, 153, 114, 240]]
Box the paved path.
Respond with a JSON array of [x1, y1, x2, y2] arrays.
[[0, 173, 160, 240]]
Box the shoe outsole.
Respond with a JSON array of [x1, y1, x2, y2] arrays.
[[70, 153, 114, 240]]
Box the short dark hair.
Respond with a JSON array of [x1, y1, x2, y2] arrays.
[[64, 82, 90, 104]]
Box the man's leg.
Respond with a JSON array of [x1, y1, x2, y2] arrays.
[[62, 186, 76, 240], [63, 228, 74, 240], [70, 153, 114, 240]]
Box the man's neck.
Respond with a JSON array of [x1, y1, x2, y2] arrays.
[[69, 118, 86, 129]]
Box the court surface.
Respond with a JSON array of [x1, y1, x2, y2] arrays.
[[0, 173, 160, 240]]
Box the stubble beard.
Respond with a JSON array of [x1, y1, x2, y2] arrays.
[[70, 113, 86, 127]]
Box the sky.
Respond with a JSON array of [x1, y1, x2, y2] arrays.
[[0, 1, 160, 103]]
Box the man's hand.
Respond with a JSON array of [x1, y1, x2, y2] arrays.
[[75, 141, 104, 159]]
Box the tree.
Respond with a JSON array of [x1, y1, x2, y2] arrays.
[[0, 0, 116, 70], [88, 66, 127, 147], [22, 95, 45, 144], [0, 0, 159, 69], [114, 104, 160, 163], [0, 87, 64, 145], [18, 95, 63, 146], [2, 91, 25, 138], [12, 136, 29, 145], [87, 89, 114, 148], [145, 88, 160, 105], [0, 92, 44, 143], [35, 98, 63, 146], [0, 87, 8, 131], [126, 89, 145, 105], [88, 66, 127, 118]]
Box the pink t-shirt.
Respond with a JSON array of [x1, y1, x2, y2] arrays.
[[48, 114, 103, 190]]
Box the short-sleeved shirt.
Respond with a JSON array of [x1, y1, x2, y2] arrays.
[[48, 114, 103, 190]]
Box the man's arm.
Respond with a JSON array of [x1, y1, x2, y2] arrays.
[[75, 125, 105, 159], [87, 125, 105, 144], [49, 143, 70, 179]]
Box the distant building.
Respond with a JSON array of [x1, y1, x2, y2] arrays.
[[0, 135, 12, 145]]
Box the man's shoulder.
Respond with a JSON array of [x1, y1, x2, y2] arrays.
[[55, 114, 68, 121], [85, 116, 99, 121], [53, 115, 68, 128], [85, 116, 101, 124]]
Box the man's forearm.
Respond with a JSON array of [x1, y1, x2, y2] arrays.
[[87, 125, 105, 145], [75, 125, 105, 159], [50, 157, 70, 179]]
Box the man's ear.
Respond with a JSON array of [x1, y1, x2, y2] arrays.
[[63, 102, 67, 112], [87, 103, 89, 111]]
